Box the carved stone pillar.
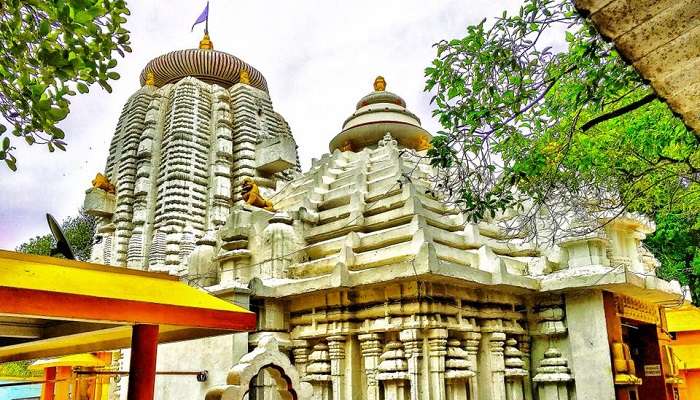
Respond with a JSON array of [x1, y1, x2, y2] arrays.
[[292, 339, 310, 377], [504, 338, 527, 400], [428, 329, 448, 400], [490, 331, 507, 400], [520, 335, 533, 400], [532, 348, 572, 400], [359, 333, 383, 400], [464, 332, 481, 400], [303, 342, 332, 400], [445, 338, 475, 400], [479, 325, 507, 400], [400, 329, 423, 400], [327, 335, 346, 400], [378, 341, 410, 400]]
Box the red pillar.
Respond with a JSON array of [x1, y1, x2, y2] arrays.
[[41, 366, 56, 400], [127, 324, 159, 400]]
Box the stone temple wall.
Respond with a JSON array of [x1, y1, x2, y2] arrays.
[[88, 77, 299, 274]]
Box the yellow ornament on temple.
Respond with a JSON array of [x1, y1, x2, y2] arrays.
[[611, 342, 643, 385], [241, 177, 275, 211], [92, 173, 116, 194], [144, 70, 155, 86], [373, 76, 386, 91], [199, 33, 214, 50], [415, 135, 432, 151], [239, 69, 251, 85], [338, 140, 354, 152]]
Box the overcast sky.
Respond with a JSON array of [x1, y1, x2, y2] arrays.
[[0, 0, 524, 249]]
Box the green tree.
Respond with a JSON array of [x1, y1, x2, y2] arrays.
[[425, 0, 699, 300], [17, 209, 97, 261], [646, 212, 700, 303], [0, 0, 131, 171]]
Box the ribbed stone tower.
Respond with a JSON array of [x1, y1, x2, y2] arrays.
[[84, 36, 299, 272]]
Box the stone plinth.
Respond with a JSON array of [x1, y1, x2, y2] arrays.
[[83, 188, 116, 217]]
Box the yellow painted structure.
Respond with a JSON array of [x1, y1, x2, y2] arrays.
[[666, 305, 700, 400], [0, 250, 242, 312], [0, 250, 256, 400], [30, 353, 112, 400]]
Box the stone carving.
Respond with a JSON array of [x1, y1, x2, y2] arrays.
[[533, 348, 572, 400], [91, 172, 116, 194], [614, 293, 660, 325], [377, 341, 409, 400], [86, 70, 298, 274], [242, 177, 275, 211], [303, 342, 332, 399], [611, 342, 642, 386], [205, 334, 312, 400]]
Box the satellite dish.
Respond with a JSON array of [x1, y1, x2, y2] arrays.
[[46, 213, 75, 260]]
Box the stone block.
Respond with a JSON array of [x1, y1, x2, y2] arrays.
[[83, 187, 116, 217], [256, 136, 297, 173]]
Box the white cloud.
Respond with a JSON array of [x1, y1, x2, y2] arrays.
[[0, 0, 522, 249]]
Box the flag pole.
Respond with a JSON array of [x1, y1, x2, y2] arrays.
[[205, 1, 209, 35]]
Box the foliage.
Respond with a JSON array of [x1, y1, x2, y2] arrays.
[[424, 0, 699, 236], [646, 212, 700, 304], [0, 360, 42, 378], [0, 0, 131, 171], [16, 209, 97, 261], [425, 0, 700, 301]]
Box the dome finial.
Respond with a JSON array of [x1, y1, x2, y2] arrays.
[[374, 76, 386, 91], [199, 33, 214, 50]]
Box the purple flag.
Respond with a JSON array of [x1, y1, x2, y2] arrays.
[[191, 2, 209, 32]]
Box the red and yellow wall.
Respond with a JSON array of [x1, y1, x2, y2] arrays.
[[666, 305, 700, 400]]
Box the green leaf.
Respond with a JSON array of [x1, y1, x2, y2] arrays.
[[49, 107, 69, 121], [5, 158, 16, 171], [77, 82, 89, 93]]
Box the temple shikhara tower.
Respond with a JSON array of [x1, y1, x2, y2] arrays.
[[83, 34, 685, 400]]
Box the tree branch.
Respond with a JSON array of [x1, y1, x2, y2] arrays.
[[579, 92, 657, 131]]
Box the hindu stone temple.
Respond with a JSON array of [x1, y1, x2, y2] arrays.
[[83, 35, 685, 400]]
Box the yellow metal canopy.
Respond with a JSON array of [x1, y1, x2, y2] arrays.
[[0, 250, 255, 362], [666, 304, 700, 333]]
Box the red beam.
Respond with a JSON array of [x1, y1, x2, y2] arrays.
[[127, 324, 159, 400], [0, 286, 256, 331], [40, 367, 55, 400]]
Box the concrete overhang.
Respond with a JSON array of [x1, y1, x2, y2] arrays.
[[574, 0, 700, 133], [247, 259, 540, 299], [539, 264, 683, 305]]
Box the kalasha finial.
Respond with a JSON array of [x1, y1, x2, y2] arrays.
[[374, 76, 386, 91], [144, 70, 155, 86], [199, 33, 214, 50], [239, 69, 250, 85]]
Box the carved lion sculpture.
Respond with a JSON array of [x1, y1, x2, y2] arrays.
[[241, 177, 274, 211], [92, 173, 116, 194]]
